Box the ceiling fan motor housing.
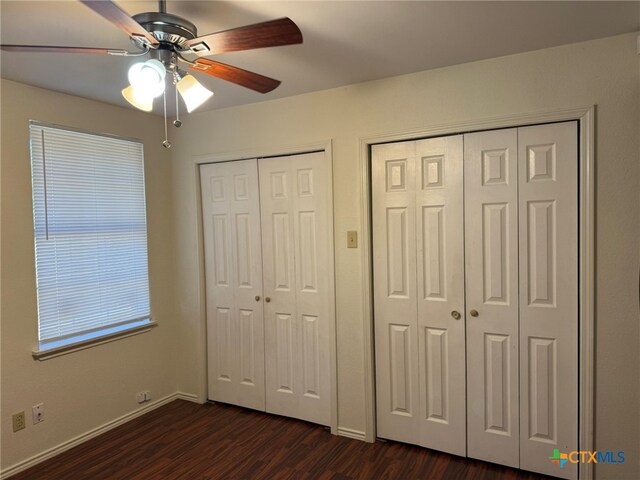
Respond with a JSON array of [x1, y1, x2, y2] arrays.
[[132, 12, 197, 51]]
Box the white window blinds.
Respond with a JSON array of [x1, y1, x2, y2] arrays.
[[29, 122, 151, 351]]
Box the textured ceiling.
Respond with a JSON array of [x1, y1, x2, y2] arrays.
[[1, 1, 639, 115]]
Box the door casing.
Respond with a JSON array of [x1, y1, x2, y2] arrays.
[[360, 107, 595, 480]]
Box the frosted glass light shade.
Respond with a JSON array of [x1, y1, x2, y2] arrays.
[[176, 75, 214, 112], [121, 85, 153, 112], [128, 59, 166, 98]]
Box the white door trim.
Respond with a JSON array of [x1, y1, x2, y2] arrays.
[[360, 106, 595, 480], [194, 139, 339, 435]]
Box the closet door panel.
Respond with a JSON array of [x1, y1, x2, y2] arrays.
[[261, 157, 299, 417], [465, 129, 520, 467], [518, 122, 578, 480], [293, 152, 332, 425], [261, 152, 332, 426], [415, 136, 466, 456], [201, 160, 265, 410], [372, 141, 420, 445]]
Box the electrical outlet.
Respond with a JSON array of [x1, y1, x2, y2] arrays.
[[32, 403, 44, 424], [12, 412, 26, 432], [136, 391, 152, 403]]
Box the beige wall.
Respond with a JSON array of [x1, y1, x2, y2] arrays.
[[0, 80, 176, 470], [170, 33, 640, 479]]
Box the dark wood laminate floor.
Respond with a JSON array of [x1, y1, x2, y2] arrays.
[[12, 400, 553, 479]]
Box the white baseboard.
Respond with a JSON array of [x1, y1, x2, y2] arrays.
[[337, 426, 367, 441], [175, 391, 201, 403], [1, 391, 200, 479]]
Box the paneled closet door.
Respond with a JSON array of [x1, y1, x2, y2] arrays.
[[518, 123, 577, 480], [372, 141, 419, 446], [373, 136, 466, 455], [415, 137, 466, 455], [259, 152, 332, 426], [201, 159, 265, 410], [464, 129, 520, 467]]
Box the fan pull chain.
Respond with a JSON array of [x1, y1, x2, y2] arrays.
[[162, 89, 171, 149], [173, 79, 182, 128]]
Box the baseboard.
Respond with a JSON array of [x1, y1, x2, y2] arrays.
[[1, 391, 199, 479], [175, 391, 201, 403], [337, 426, 367, 441]]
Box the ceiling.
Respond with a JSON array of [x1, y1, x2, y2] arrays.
[[1, 1, 639, 114]]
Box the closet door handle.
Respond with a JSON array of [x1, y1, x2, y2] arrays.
[[451, 310, 461, 320], [255, 296, 261, 301], [470, 309, 479, 317], [265, 297, 271, 303]]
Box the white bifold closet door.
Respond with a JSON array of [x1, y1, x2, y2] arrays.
[[201, 152, 332, 427], [259, 152, 332, 426], [465, 123, 578, 479], [201, 159, 266, 411], [372, 135, 466, 456], [464, 128, 520, 466], [373, 122, 578, 480], [517, 123, 578, 479]]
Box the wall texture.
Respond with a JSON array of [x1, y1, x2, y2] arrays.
[[170, 33, 640, 479], [0, 80, 176, 471]]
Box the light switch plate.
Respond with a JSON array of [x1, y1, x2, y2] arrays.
[[347, 231, 358, 248]]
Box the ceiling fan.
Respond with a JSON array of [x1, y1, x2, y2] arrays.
[[0, 0, 303, 146]]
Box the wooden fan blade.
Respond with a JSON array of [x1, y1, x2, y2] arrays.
[[80, 0, 159, 47], [185, 17, 302, 55], [0, 44, 128, 55], [189, 58, 281, 94]]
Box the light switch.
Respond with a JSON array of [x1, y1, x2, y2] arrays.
[[347, 231, 358, 248]]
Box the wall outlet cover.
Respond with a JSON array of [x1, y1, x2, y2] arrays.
[[12, 412, 26, 432], [32, 403, 44, 424]]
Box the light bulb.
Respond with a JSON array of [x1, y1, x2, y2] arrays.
[[176, 74, 214, 113], [121, 85, 153, 112], [128, 59, 166, 98]]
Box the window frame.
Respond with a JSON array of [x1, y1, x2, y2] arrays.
[[28, 121, 156, 361]]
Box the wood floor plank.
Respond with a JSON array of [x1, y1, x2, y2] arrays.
[[10, 400, 553, 479]]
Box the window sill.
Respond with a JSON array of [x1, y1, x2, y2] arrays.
[[32, 320, 158, 361]]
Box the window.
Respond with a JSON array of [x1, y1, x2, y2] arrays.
[[29, 122, 153, 358]]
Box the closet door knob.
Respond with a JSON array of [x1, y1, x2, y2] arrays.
[[470, 309, 479, 317], [265, 297, 271, 303], [255, 296, 261, 301], [451, 311, 461, 320]]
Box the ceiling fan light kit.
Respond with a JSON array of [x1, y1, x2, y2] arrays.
[[0, 0, 303, 147], [176, 74, 214, 113], [127, 59, 166, 98], [121, 85, 153, 112]]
